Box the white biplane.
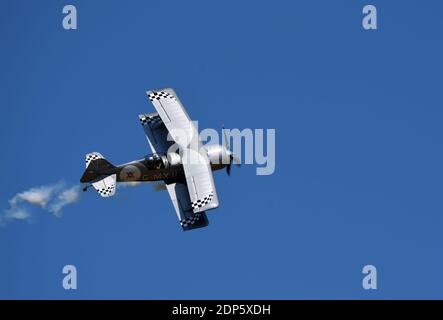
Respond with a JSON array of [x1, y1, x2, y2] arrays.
[[80, 88, 239, 231]]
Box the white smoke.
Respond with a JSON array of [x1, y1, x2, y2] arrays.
[[1, 181, 81, 226], [9, 183, 63, 208], [49, 185, 81, 217], [3, 207, 31, 221]]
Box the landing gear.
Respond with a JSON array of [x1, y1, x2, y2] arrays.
[[82, 184, 92, 192]]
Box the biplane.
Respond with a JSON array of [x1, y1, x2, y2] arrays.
[[80, 88, 239, 231]]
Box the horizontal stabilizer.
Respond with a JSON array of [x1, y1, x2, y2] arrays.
[[92, 174, 116, 198]]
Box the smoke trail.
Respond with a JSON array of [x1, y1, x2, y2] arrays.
[[1, 181, 81, 226], [49, 185, 81, 217]]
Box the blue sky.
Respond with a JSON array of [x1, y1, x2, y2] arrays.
[[1, 0, 443, 299]]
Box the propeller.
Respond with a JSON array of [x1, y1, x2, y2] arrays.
[[222, 125, 241, 176]]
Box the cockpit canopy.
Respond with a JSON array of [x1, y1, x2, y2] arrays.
[[142, 152, 182, 170], [143, 153, 166, 170]]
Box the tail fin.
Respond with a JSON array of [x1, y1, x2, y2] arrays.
[[81, 152, 117, 197], [85, 152, 104, 168], [85, 152, 115, 171]]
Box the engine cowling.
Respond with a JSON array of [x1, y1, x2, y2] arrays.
[[204, 144, 229, 166], [167, 152, 182, 167]]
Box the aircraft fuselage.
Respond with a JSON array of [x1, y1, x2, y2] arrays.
[[80, 152, 226, 185]]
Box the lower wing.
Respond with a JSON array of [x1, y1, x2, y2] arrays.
[[165, 181, 209, 231]]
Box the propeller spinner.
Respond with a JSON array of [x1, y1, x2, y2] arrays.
[[222, 125, 241, 176]]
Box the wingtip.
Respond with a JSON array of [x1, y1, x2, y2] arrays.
[[147, 88, 175, 93]]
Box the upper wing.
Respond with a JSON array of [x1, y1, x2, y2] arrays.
[[165, 181, 209, 231], [147, 88, 219, 213], [138, 112, 173, 154], [146, 89, 197, 150]]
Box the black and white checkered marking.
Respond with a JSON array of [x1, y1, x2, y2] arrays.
[[85, 153, 102, 166], [191, 192, 214, 210], [97, 185, 115, 196], [148, 91, 175, 101], [139, 114, 162, 126], [180, 213, 202, 227]]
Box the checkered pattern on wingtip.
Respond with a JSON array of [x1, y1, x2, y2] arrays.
[[180, 213, 202, 228], [190, 192, 214, 210], [138, 114, 162, 127], [148, 91, 175, 102]]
